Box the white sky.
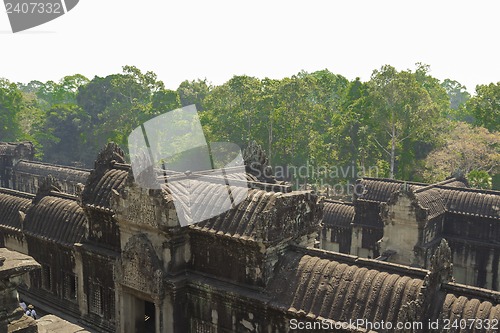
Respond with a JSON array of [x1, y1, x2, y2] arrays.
[[1, 0, 499, 92]]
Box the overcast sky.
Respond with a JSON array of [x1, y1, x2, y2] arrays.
[[1, 0, 499, 92]]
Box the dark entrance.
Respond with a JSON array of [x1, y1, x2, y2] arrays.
[[123, 292, 157, 333], [144, 301, 155, 333]]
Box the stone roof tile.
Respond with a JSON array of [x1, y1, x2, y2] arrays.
[[81, 167, 128, 210], [24, 195, 87, 245], [323, 200, 354, 228], [441, 188, 500, 220], [0, 189, 32, 232], [268, 251, 425, 326]]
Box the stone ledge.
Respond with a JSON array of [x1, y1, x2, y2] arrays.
[[0, 248, 40, 280], [36, 315, 93, 333], [7, 315, 37, 333]]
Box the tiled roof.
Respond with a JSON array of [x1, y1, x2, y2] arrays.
[[357, 177, 468, 203], [23, 195, 87, 245], [414, 188, 446, 219], [440, 293, 500, 324], [323, 200, 354, 228], [186, 178, 319, 243], [356, 178, 424, 202], [81, 167, 129, 210], [440, 188, 500, 220], [0, 189, 32, 231], [268, 251, 425, 325], [0, 145, 13, 155], [224, 172, 259, 182], [357, 178, 499, 220], [189, 187, 277, 240]]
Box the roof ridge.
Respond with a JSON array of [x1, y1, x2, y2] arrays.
[[0, 187, 35, 199], [414, 178, 461, 193], [361, 177, 429, 186], [438, 185, 500, 196], [324, 199, 354, 206], [292, 245, 428, 278], [16, 159, 91, 172]]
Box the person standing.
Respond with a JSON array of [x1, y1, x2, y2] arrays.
[[25, 304, 37, 320], [19, 299, 27, 312]]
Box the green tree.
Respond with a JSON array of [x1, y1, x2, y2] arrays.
[[300, 71, 358, 183], [19, 74, 89, 110], [0, 79, 23, 141], [39, 103, 90, 164], [467, 170, 493, 189], [16, 75, 89, 159], [177, 79, 211, 111], [441, 78, 471, 111], [441, 78, 472, 123], [465, 82, 500, 132], [331, 78, 375, 178], [202, 75, 263, 146], [420, 122, 500, 183], [16, 91, 45, 159], [367, 65, 441, 179], [257, 78, 280, 164], [151, 89, 181, 115], [274, 74, 314, 168], [76, 66, 171, 164], [414, 63, 450, 117]]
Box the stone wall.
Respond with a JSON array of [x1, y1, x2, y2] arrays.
[[0, 248, 39, 333]]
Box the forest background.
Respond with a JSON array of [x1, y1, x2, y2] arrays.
[[1, 63, 499, 191]]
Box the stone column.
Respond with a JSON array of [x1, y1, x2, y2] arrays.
[[0, 248, 40, 333], [73, 245, 87, 316], [154, 297, 161, 333]]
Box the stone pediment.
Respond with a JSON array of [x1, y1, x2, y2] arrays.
[[112, 178, 176, 229], [117, 234, 164, 296]]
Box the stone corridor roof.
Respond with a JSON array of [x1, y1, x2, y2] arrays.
[[0, 187, 87, 246], [0, 189, 32, 232], [81, 166, 129, 210], [439, 283, 500, 324], [440, 294, 500, 324], [2, 142, 500, 333], [323, 200, 354, 228], [188, 187, 279, 241], [414, 188, 447, 219], [440, 188, 500, 220], [14, 160, 90, 183], [80, 142, 129, 212], [356, 178, 425, 202], [0, 142, 33, 156], [264, 246, 500, 330], [186, 179, 319, 243], [267, 249, 426, 325], [24, 194, 87, 245], [0, 143, 17, 155], [354, 177, 499, 220]]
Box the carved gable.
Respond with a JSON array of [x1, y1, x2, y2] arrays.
[[118, 234, 164, 296]]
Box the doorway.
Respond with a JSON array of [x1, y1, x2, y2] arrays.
[[123, 293, 157, 333], [144, 301, 155, 333]]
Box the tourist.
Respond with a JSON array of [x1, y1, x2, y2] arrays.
[[25, 305, 37, 319], [19, 299, 27, 311]]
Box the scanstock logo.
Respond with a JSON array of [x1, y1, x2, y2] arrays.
[[4, 0, 79, 33], [128, 105, 249, 228]]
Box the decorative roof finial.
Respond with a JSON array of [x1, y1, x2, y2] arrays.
[[33, 175, 61, 204]]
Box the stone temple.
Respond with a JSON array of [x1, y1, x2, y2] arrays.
[[321, 177, 500, 291], [0, 141, 499, 332]]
